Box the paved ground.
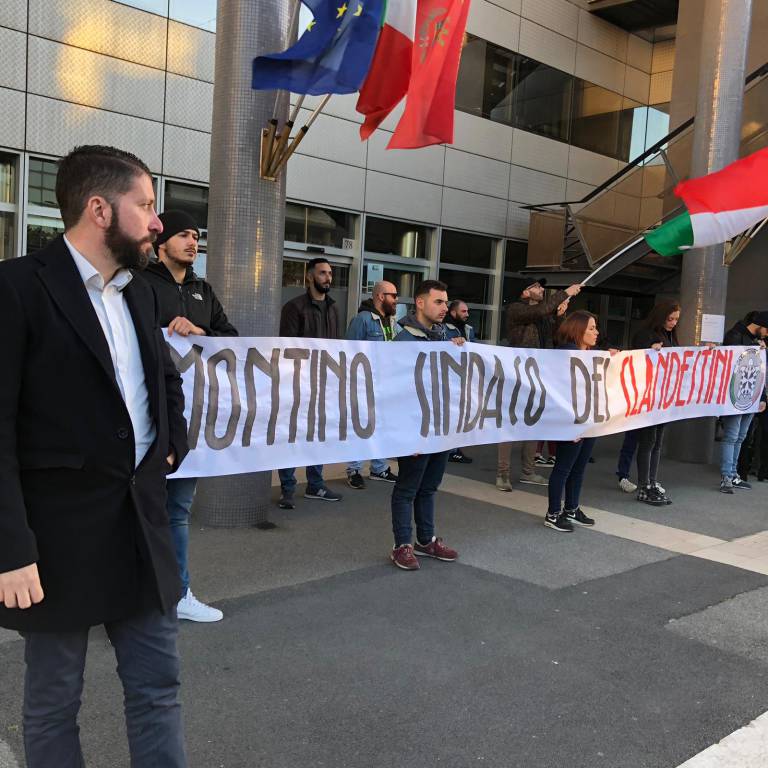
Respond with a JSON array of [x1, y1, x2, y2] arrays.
[[2, 435, 768, 767]]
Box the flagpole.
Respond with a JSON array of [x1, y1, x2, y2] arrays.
[[269, 94, 332, 175], [580, 235, 645, 287]]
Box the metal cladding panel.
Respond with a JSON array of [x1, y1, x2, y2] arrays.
[[521, 0, 579, 41], [27, 36, 165, 122], [163, 125, 211, 182], [0, 0, 28, 32], [577, 8, 628, 61], [28, 0, 167, 70], [507, 202, 531, 239], [165, 73, 214, 133], [0, 87, 25, 150], [445, 148, 510, 199], [0, 27, 26, 91], [25, 94, 163, 171], [509, 164, 567, 206], [441, 187, 507, 235], [366, 170, 442, 224], [287, 154, 365, 210], [167, 20, 215, 82], [367, 130, 443, 182], [511, 129, 570, 177]]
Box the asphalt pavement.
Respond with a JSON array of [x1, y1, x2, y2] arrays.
[[2, 435, 768, 767]]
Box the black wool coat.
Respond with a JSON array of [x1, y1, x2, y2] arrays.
[[0, 236, 189, 632]]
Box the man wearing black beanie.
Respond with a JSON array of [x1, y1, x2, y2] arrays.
[[141, 210, 237, 623]]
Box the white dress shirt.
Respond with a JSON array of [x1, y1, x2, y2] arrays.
[[64, 236, 156, 467]]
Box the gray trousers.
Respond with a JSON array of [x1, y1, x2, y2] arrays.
[[21, 608, 186, 768]]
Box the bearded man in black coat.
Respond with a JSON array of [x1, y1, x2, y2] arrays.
[[0, 145, 189, 767]]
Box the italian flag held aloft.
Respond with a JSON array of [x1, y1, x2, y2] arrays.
[[356, 0, 418, 139], [645, 147, 768, 256]]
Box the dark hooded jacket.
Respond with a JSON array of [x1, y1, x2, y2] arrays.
[[395, 310, 450, 341], [141, 260, 238, 337]]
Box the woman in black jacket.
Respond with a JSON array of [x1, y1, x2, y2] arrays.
[[544, 311, 600, 532], [632, 300, 680, 506]]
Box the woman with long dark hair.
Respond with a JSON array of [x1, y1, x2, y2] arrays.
[[632, 300, 680, 506], [544, 311, 600, 532]]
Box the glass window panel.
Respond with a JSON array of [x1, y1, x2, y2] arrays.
[[439, 268, 492, 305], [364, 217, 429, 259], [362, 260, 427, 297], [645, 103, 670, 152], [512, 57, 573, 143], [26, 216, 64, 254], [504, 240, 528, 272], [571, 80, 623, 158], [28, 158, 59, 209], [456, 35, 516, 124], [113, 0, 169, 14], [164, 181, 209, 228], [282, 259, 349, 288], [169, 0, 216, 31], [440, 230, 494, 269], [284, 203, 354, 247], [0, 154, 17, 205], [467, 309, 491, 341], [0, 211, 15, 260]]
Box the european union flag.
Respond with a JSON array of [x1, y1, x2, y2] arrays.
[[252, 0, 384, 96]]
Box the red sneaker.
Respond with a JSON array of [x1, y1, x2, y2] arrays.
[[391, 544, 420, 570], [414, 537, 458, 561]]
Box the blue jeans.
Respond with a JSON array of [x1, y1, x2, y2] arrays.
[[167, 477, 198, 594], [720, 413, 755, 476], [22, 608, 186, 768], [279, 465, 324, 495], [347, 458, 388, 475], [616, 430, 638, 480], [391, 451, 449, 547], [547, 438, 597, 516]]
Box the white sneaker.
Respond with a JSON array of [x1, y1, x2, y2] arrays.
[[177, 589, 223, 623], [619, 477, 637, 493]]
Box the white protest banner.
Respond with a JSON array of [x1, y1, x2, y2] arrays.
[[166, 337, 766, 478]]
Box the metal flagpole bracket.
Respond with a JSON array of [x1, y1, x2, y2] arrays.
[[724, 215, 768, 265], [259, 94, 332, 181]]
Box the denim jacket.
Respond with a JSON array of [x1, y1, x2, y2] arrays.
[[345, 305, 395, 341]]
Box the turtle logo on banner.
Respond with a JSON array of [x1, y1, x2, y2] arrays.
[[729, 348, 766, 411]]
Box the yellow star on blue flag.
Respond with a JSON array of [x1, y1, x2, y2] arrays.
[[252, 0, 384, 95]]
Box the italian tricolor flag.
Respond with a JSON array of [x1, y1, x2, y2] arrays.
[[645, 147, 768, 257], [356, 0, 417, 140]]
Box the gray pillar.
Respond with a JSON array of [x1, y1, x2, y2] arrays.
[[195, 0, 291, 526], [670, 0, 752, 463]]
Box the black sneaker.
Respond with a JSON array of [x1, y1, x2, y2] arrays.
[[720, 476, 734, 494], [544, 511, 574, 532], [566, 508, 595, 526], [637, 486, 665, 506], [305, 487, 342, 501], [278, 493, 295, 509], [370, 467, 398, 483], [732, 476, 752, 490], [448, 450, 473, 464], [346, 472, 365, 490], [652, 483, 672, 505]]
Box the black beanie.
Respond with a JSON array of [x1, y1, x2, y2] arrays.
[[155, 210, 200, 251]]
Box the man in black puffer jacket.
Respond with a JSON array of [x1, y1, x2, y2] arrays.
[[141, 210, 238, 624]]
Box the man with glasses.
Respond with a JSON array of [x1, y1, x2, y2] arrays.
[[344, 281, 400, 489]]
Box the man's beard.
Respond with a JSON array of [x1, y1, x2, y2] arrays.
[[105, 211, 155, 271], [312, 278, 331, 294]]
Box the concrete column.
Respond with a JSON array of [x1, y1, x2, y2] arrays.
[[671, 0, 752, 463], [194, 0, 292, 526]]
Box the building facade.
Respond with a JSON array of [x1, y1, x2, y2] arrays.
[[1, 0, 758, 345]]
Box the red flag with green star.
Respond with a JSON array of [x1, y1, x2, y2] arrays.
[[387, 0, 471, 149]]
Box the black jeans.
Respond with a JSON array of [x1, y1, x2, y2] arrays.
[[391, 451, 449, 547], [547, 438, 596, 516], [636, 424, 666, 487]]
